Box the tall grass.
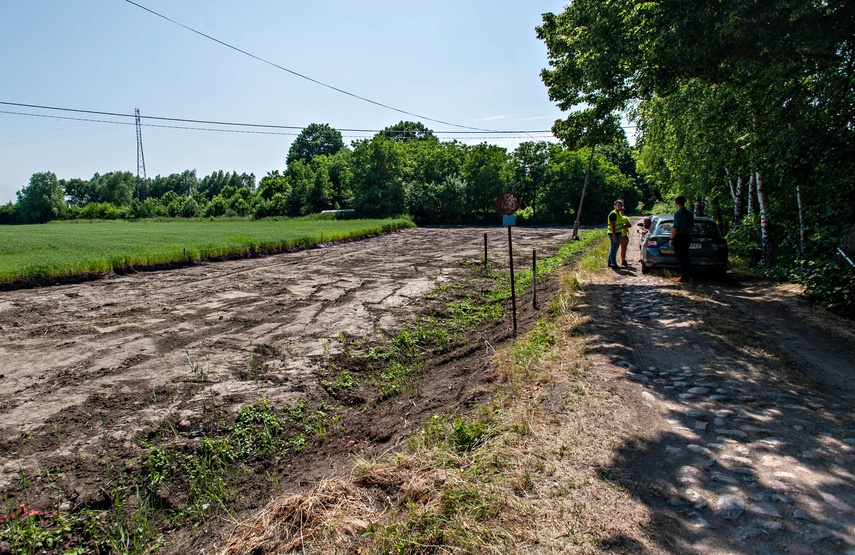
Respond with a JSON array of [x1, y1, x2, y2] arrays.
[[0, 217, 414, 283]]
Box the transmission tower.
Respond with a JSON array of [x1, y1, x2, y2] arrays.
[[135, 108, 147, 200]]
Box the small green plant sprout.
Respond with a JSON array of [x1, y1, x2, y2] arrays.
[[320, 369, 359, 397], [286, 401, 339, 441], [249, 357, 261, 382], [185, 350, 204, 382], [232, 399, 283, 456], [288, 433, 307, 452]]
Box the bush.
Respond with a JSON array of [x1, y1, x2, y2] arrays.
[[78, 202, 121, 220], [404, 175, 467, 224], [790, 258, 855, 319], [727, 214, 762, 265]]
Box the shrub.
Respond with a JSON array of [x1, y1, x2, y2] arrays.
[[790, 258, 855, 319]]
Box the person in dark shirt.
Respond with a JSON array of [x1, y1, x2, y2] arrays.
[[669, 196, 694, 283]]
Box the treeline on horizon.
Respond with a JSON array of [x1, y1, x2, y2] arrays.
[[0, 121, 647, 228]]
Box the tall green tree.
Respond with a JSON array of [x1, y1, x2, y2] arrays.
[[511, 141, 550, 221], [16, 172, 66, 223], [63, 178, 97, 207], [381, 121, 438, 143], [351, 137, 406, 218], [91, 171, 135, 207], [287, 123, 345, 165], [460, 143, 511, 217], [539, 0, 855, 266]]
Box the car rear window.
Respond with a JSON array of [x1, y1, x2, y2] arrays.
[[655, 221, 721, 237]]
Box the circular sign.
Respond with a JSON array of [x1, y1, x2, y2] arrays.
[[495, 191, 521, 215]]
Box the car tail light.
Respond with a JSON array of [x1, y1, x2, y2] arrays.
[[647, 239, 659, 248], [717, 242, 727, 250]]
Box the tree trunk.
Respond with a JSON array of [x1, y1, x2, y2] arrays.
[[694, 197, 706, 217], [712, 195, 724, 230], [747, 172, 755, 218], [572, 145, 595, 240], [730, 174, 744, 227], [796, 180, 806, 255], [756, 169, 773, 267]]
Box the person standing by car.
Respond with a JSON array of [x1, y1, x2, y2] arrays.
[[607, 200, 623, 268], [669, 196, 694, 283], [618, 204, 632, 267]]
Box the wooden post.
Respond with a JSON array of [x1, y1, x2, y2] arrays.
[[508, 225, 517, 336], [532, 249, 537, 309], [484, 232, 488, 272]]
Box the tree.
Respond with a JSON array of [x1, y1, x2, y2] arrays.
[[91, 171, 135, 207], [16, 172, 66, 223], [381, 121, 438, 143], [460, 143, 510, 217], [351, 137, 406, 218], [404, 175, 467, 225], [0, 202, 19, 225], [538, 0, 855, 266], [64, 178, 97, 207], [538, 147, 637, 224], [287, 123, 345, 165], [257, 170, 290, 201], [511, 142, 550, 221]]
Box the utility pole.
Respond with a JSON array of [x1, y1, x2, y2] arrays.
[[135, 108, 147, 200], [572, 145, 596, 240]]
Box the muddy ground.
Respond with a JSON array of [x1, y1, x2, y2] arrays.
[[0, 226, 572, 509]]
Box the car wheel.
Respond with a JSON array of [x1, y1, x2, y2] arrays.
[[641, 263, 650, 275], [714, 265, 727, 279]]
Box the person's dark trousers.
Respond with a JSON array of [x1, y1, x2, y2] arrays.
[[673, 234, 692, 281]]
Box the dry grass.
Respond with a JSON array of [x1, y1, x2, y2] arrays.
[[220, 478, 382, 555]]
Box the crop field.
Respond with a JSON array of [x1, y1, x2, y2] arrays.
[[0, 217, 413, 284]]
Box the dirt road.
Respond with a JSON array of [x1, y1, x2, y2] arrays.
[[583, 229, 855, 554], [0, 226, 573, 500]]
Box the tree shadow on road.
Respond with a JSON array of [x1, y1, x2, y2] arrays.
[[578, 277, 855, 554]]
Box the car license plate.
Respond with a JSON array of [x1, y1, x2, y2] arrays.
[[690, 243, 701, 249]]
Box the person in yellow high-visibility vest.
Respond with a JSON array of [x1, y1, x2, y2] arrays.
[[618, 204, 632, 266], [607, 200, 623, 268]]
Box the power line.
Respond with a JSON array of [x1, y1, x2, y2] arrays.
[[0, 109, 300, 136], [122, 0, 500, 133], [0, 109, 557, 141], [0, 101, 556, 135]]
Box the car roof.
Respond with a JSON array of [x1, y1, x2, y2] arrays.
[[654, 216, 718, 223]]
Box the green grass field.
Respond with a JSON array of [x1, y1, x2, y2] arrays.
[[0, 217, 414, 284]]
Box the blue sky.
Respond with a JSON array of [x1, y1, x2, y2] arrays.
[[0, 1, 569, 203]]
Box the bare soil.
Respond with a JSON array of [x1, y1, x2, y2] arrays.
[[0, 227, 571, 537], [2, 225, 854, 554]]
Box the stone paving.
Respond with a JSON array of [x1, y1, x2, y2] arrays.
[[612, 274, 855, 554]]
